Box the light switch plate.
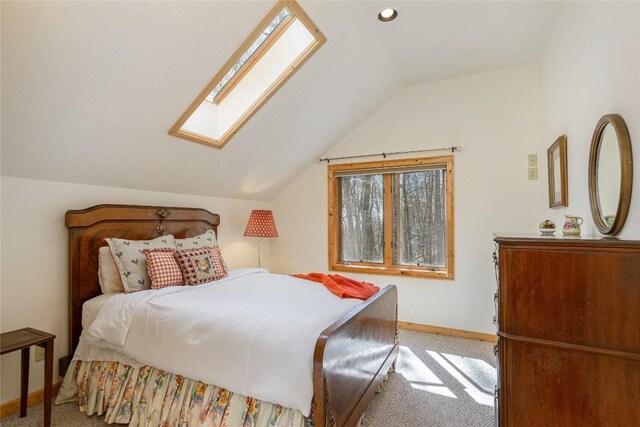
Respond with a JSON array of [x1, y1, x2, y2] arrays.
[[528, 154, 538, 167], [528, 167, 538, 180]]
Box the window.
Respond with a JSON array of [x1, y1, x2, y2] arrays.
[[328, 156, 454, 279], [169, 1, 325, 149]]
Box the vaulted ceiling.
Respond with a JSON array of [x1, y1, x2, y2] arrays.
[[1, 1, 558, 200]]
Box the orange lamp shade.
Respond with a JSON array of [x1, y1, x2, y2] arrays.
[[243, 210, 278, 238]]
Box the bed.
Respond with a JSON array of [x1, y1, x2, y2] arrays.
[[59, 204, 398, 426]]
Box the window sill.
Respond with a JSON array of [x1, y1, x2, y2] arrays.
[[329, 263, 454, 280]]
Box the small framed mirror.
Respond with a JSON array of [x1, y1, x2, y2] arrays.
[[588, 114, 633, 235], [547, 135, 568, 208]]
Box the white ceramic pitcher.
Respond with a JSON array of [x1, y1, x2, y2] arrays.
[[563, 215, 583, 236]]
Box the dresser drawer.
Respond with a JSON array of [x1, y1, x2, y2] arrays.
[[499, 338, 640, 427], [499, 247, 640, 353]]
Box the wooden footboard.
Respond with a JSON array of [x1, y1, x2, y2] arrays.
[[313, 285, 398, 427]]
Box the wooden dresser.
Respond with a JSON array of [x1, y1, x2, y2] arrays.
[[493, 234, 640, 427]]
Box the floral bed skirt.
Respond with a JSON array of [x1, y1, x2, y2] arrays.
[[56, 360, 309, 427]]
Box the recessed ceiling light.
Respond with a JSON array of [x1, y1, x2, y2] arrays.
[[378, 8, 398, 22]]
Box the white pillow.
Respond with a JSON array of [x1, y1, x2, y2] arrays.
[[98, 247, 124, 293], [174, 230, 218, 249], [105, 235, 176, 293]]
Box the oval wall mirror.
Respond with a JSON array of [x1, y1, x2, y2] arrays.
[[588, 114, 633, 235]]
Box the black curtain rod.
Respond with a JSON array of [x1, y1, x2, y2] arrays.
[[317, 146, 462, 163]]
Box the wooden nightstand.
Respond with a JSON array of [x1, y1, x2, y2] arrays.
[[0, 327, 55, 426]]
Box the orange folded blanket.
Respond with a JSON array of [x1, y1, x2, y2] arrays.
[[292, 273, 380, 300]]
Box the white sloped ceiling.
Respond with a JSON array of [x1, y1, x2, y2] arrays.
[[1, 1, 557, 200]]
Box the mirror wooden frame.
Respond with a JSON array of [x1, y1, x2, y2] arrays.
[[588, 114, 633, 235], [547, 135, 568, 208]]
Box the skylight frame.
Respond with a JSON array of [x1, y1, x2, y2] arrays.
[[168, 0, 326, 149], [205, 9, 293, 105]]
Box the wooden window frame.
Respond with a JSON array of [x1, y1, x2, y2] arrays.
[[168, 0, 326, 149], [328, 156, 455, 279]]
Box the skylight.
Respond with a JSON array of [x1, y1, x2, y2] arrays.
[[205, 9, 290, 103], [169, 1, 325, 149]]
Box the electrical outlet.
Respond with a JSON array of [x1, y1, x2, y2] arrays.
[[35, 346, 45, 362], [528, 154, 538, 167], [528, 167, 538, 180]]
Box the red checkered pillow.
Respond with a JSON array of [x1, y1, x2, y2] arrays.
[[174, 246, 228, 286], [143, 248, 184, 289], [210, 246, 228, 279]]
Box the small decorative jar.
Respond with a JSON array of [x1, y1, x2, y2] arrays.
[[563, 215, 583, 236], [539, 220, 556, 236]]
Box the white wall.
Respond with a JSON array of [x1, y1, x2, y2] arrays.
[[0, 176, 270, 403], [539, 1, 640, 238], [271, 64, 543, 335]]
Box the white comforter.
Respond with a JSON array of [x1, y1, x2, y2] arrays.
[[82, 268, 363, 416]]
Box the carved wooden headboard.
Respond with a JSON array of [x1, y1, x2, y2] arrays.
[[65, 204, 220, 355]]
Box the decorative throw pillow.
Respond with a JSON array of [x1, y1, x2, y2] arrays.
[[209, 246, 229, 279], [105, 235, 176, 293], [174, 246, 228, 286], [98, 246, 125, 293], [174, 230, 218, 249], [143, 248, 184, 289]]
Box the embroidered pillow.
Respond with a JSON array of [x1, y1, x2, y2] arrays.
[[174, 231, 229, 272], [98, 246, 125, 293], [143, 248, 184, 289], [105, 235, 176, 293], [174, 246, 228, 286], [174, 230, 218, 250]]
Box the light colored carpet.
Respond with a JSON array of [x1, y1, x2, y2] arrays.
[[362, 330, 496, 427], [2, 330, 496, 426]]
